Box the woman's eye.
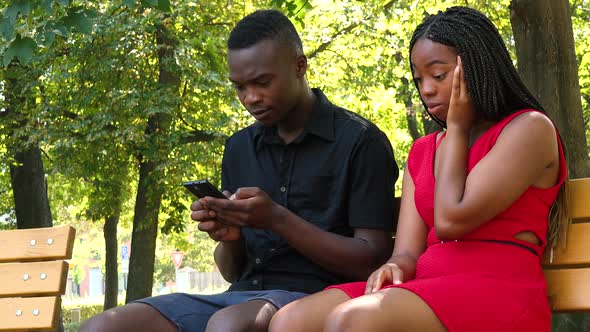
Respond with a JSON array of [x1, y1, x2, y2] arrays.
[[433, 73, 447, 81], [413, 77, 422, 84]]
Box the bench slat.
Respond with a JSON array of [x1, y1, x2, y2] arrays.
[[568, 178, 590, 219], [0, 296, 60, 331], [543, 223, 590, 266], [0, 261, 69, 298], [0, 226, 75, 263], [545, 268, 590, 312]]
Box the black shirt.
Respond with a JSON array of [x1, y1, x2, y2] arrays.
[[222, 89, 398, 294]]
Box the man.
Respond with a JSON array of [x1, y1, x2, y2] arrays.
[[81, 9, 398, 332]]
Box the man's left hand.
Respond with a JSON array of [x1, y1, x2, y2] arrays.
[[202, 187, 285, 229]]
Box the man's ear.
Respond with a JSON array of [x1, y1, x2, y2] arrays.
[[295, 54, 307, 78]]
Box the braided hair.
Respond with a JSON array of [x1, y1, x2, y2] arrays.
[[410, 6, 569, 251], [409, 6, 543, 126], [228, 9, 303, 55]]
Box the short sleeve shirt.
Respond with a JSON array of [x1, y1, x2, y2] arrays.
[[221, 89, 398, 294]]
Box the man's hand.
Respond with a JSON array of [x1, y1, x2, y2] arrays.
[[201, 187, 285, 229], [191, 191, 241, 242]]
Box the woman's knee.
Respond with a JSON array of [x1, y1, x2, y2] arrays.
[[206, 301, 276, 332], [324, 301, 366, 332], [268, 301, 305, 332]]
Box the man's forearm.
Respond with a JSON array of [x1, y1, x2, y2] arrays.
[[271, 208, 392, 281], [214, 239, 246, 283]]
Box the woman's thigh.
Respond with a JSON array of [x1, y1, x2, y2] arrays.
[[325, 287, 447, 332], [269, 288, 351, 332]]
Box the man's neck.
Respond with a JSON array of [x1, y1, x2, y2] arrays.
[[277, 87, 316, 144]]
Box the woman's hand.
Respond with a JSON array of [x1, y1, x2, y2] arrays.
[[364, 262, 404, 294], [446, 56, 475, 132]]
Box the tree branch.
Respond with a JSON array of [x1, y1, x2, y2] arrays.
[[308, 0, 399, 59], [180, 130, 224, 144]]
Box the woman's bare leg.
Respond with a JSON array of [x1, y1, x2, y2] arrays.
[[325, 288, 447, 332], [269, 289, 350, 332]]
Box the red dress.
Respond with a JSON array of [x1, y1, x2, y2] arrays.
[[328, 109, 567, 332]]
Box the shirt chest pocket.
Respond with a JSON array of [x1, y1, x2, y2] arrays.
[[291, 175, 334, 211]]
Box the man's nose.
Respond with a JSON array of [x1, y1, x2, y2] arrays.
[[243, 87, 262, 106]]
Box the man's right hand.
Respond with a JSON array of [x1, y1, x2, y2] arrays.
[[191, 191, 241, 242]]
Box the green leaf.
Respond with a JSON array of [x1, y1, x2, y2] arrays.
[[63, 11, 93, 35], [124, 0, 137, 8], [42, 30, 56, 47], [47, 22, 69, 37], [43, 0, 53, 14], [141, 0, 158, 7], [5, 0, 31, 21], [0, 15, 15, 40], [3, 35, 37, 66], [55, 0, 70, 6], [157, 0, 172, 12]]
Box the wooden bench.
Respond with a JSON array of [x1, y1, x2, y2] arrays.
[[0, 226, 75, 331], [543, 177, 590, 312]]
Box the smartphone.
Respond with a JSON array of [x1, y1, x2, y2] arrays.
[[183, 180, 227, 199]]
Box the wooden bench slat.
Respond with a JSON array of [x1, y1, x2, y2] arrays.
[[0, 226, 75, 263], [543, 223, 590, 266], [545, 268, 590, 312], [0, 261, 68, 298], [568, 178, 590, 219], [0, 296, 60, 331]]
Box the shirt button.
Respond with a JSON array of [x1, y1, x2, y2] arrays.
[[252, 280, 259, 285], [280, 186, 286, 192], [255, 258, 261, 264]]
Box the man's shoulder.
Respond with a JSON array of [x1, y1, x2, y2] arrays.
[[330, 105, 384, 137], [226, 122, 259, 144]]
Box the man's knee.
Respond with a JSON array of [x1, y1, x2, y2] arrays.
[[206, 300, 277, 332], [80, 303, 177, 332]]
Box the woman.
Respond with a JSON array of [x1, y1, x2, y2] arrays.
[[268, 6, 567, 332]]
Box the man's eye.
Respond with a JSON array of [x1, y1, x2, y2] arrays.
[[257, 80, 271, 87]]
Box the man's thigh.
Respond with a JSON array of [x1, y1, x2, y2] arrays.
[[137, 290, 308, 332]]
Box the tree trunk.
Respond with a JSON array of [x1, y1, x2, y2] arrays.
[[4, 64, 53, 229], [511, 1, 590, 330], [510, 0, 590, 178], [103, 213, 120, 310], [125, 20, 180, 303], [10, 145, 53, 228]]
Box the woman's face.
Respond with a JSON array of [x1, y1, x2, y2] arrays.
[[410, 38, 458, 122]]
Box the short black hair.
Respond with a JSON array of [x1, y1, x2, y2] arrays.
[[410, 6, 543, 126], [228, 9, 303, 54]]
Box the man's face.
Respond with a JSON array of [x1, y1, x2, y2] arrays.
[[227, 39, 302, 126]]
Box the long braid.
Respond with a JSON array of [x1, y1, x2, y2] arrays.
[[409, 6, 568, 250]]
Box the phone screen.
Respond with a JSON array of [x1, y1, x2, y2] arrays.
[[183, 180, 227, 199]]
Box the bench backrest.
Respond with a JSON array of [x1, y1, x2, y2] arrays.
[[543, 177, 590, 312], [0, 225, 75, 331]]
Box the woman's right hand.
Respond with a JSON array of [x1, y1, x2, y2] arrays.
[[364, 262, 404, 294]]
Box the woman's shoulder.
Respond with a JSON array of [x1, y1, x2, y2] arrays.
[[501, 109, 556, 137]]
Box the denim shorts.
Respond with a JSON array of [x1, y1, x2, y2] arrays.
[[135, 290, 308, 332]]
